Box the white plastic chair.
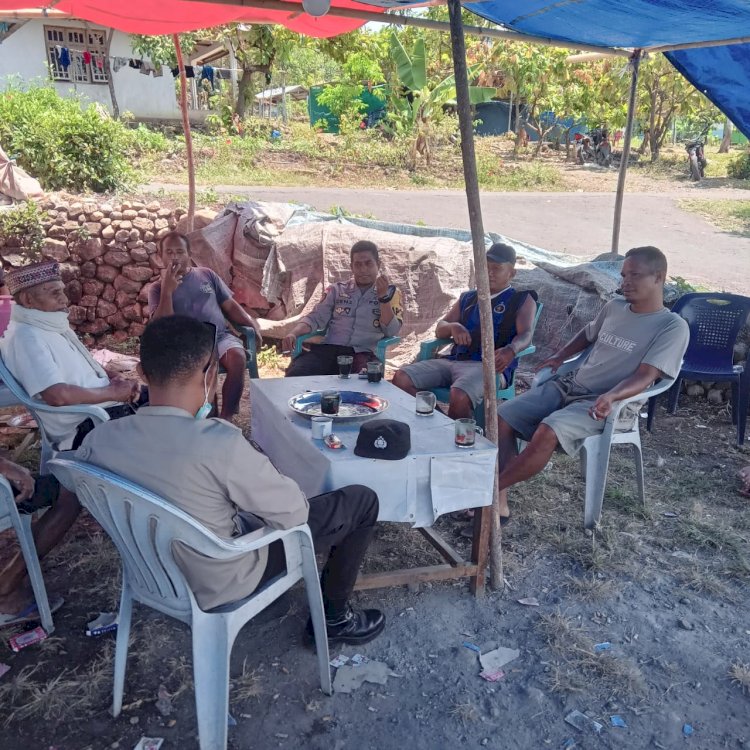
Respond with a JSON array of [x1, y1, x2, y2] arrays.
[[0, 475, 55, 633], [0, 356, 109, 473], [534, 348, 675, 529], [50, 458, 332, 750]]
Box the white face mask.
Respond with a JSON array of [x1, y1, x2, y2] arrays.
[[194, 366, 213, 420]]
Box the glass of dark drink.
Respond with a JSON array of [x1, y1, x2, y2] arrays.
[[320, 390, 341, 415], [366, 361, 383, 383], [337, 355, 354, 379]]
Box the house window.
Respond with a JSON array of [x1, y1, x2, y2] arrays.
[[45, 25, 109, 84]]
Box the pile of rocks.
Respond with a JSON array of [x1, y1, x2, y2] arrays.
[[1, 197, 183, 341]]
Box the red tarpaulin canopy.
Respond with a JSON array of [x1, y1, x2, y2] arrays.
[[0, 0, 382, 36]]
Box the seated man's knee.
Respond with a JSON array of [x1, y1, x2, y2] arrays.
[[498, 415, 516, 437], [221, 348, 246, 373], [392, 370, 413, 391], [531, 423, 559, 450], [346, 484, 379, 522], [450, 388, 472, 408]]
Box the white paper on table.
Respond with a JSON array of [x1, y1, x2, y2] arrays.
[[429, 454, 496, 522]]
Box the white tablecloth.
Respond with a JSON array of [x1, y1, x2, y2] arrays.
[[250, 375, 498, 527]]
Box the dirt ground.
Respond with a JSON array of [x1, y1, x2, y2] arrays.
[[1, 363, 749, 750]]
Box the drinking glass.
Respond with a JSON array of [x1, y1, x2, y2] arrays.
[[454, 418, 482, 448], [337, 355, 354, 379], [366, 361, 383, 383], [320, 390, 341, 415], [416, 391, 437, 416]]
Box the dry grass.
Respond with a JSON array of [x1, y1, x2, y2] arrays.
[[449, 698, 480, 725], [0, 643, 114, 726], [538, 611, 646, 699], [231, 658, 263, 704], [563, 573, 618, 602], [729, 662, 750, 695]]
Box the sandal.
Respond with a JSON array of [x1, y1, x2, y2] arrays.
[[0, 595, 64, 629]]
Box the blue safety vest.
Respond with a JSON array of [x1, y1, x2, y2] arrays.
[[449, 287, 534, 381]]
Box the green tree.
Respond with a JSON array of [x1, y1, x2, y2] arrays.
[[388, 32, 496, 168], [316, 51, 385, 133], [636, 55, 718, 161], [488, 41, 569, 156], [133, 27, 301, 118]]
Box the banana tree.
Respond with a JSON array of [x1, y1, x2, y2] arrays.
[[389, 32, 496, 168]]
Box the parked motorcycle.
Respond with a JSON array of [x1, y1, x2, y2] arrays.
[[685, 137, 708, 181], [575, 127, 612, 167]]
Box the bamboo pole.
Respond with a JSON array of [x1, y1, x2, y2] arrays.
[[173, 34, 196, 233], [610, 50, 641, 256], [447, 0, 502, 594]]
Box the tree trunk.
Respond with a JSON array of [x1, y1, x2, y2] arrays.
[[173, 34, 195, 233], [719, 118, 733, 153], [638, 129, 649, 156], [236, 69, 254, 118], [104, 29, 119, 119], [564, 129, 572, 161]]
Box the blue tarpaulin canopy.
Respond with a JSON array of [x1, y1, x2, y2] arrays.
[[464, 0, 750, 138], [667, 45, 750, 139]]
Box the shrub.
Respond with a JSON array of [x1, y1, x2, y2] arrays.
[[728, 152, 750, 180], [0, 201, 47, 256], [124, 124, 170, 156], [0, 81, 133, 192]]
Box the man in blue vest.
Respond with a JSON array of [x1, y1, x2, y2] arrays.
[[393, 243, 537, 419]]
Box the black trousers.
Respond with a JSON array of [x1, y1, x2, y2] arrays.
[[256, 484, 378, 617], [285, 344, 377, 378], [71, 386, 150, 450]]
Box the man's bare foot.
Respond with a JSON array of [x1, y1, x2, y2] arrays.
[[739, 466, 750, 497]]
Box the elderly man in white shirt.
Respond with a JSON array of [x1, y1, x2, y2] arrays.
[[0, 261, 139, 627], [0, 261, 140, 450]]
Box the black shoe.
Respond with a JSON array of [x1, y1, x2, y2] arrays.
[[306, 606, 386, 646]]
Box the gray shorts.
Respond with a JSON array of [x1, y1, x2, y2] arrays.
[[400, 358, 507, 408], [218, 332, 245, 359], [497, 378, 638, 456]]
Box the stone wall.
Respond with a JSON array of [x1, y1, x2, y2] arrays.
[[2, 197, 183, 342]]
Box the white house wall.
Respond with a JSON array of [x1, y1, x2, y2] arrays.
[[0, 19, 180, 120]]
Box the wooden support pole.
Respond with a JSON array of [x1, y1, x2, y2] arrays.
[[447, 0, 502, 594], [173, 34, 196, 233], [611, 50, 641, 256]]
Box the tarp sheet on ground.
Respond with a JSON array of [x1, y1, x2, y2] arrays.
[[187, 201, 624, 371], [0, 144, 43, 204], [462, 0, 750, 139]]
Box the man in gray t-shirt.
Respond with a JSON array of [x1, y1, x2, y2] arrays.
[[148, 232, 262, 421], [494, 246, 689, 526]]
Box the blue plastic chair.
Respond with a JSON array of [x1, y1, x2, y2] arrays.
[[417, 302, 543, 425], [292, 327, 401, 367], [646, 293, 750, 445], [221, 324, 259, 379]]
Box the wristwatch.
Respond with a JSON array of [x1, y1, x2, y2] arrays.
[[378, 284, 397, 304]]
